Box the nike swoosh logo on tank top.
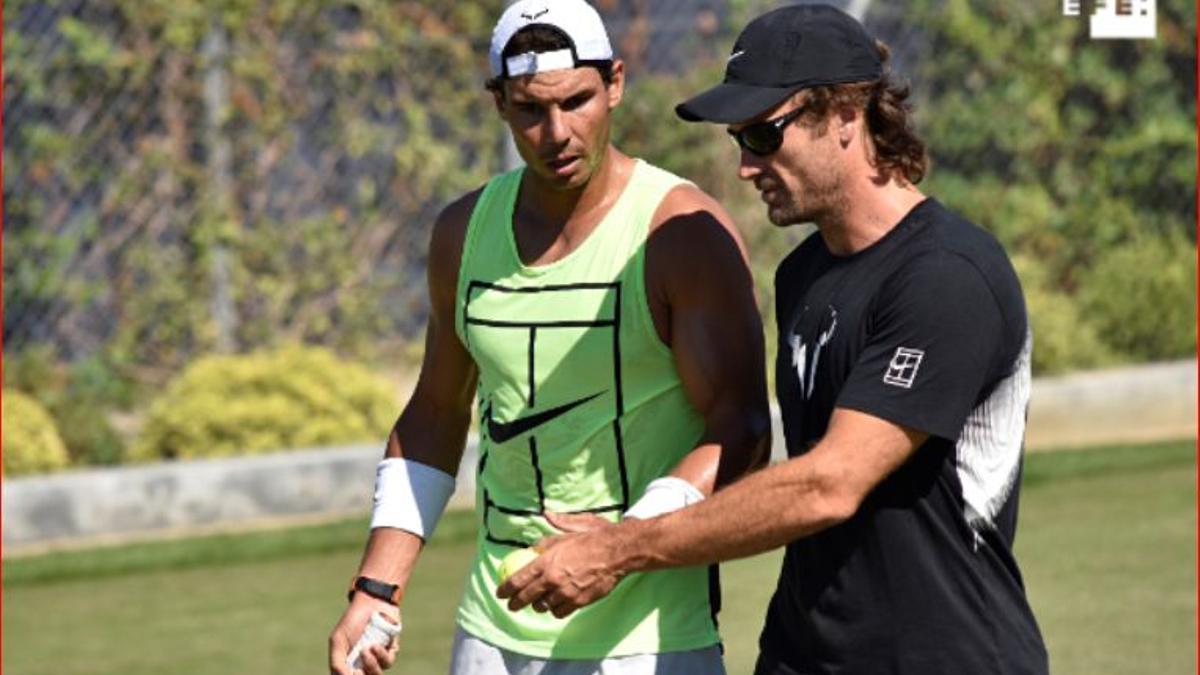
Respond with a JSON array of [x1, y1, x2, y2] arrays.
[[484, 391, 604, 443]]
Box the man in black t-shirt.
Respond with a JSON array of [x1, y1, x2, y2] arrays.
[[496, 6, 1048, 674]]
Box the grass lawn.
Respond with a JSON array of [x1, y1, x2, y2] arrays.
[[3, 441, 1194, 674]]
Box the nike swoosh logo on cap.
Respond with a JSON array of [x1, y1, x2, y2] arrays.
[[727, 50, 746, 62], [484, 391, 604, 443]]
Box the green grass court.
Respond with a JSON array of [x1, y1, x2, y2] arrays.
[[4, 441, 1195, 674]]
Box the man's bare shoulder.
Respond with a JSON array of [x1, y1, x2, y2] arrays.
[[651, 182, 729, 227], [649, 182, 749, 262], [429, 187, 485, 259], [432, 188, 484, 245], [428, 186, 486, 293]]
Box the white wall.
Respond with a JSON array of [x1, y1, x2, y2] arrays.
[[4, 360, 1194, 555]]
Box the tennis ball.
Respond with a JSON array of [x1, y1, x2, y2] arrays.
[[499, 547, 540, 583]]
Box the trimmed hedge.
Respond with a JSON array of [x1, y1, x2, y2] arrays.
[[132, 346, 398, 461], [1012, 255, 1115, 375], [1079, 237, 1197, 362], [3, 389, 71, 476]]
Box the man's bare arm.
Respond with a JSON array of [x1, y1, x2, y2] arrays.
[[644, 184, 772, 495], [328, 191, 479, 674], [500, 408, 926, 616], [618, 408, 926, 568], [351, 190, 480, 588]]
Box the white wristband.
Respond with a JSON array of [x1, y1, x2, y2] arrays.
[[370, 458, 456, 540], [624, 476, 705, 520]]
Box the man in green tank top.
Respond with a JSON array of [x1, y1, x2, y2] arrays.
[[328, 1, 770, 673]]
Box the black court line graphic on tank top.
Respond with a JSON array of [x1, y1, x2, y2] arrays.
[[464, 280, 630, 548], [528, 327, 536, 406]]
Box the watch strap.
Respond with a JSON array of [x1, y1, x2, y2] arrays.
[[348, 575, 402, 605]]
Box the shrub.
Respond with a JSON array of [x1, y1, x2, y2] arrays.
[[1078, 237, 1197, 362], [2, 389, 71, 476], [1012, 256, 1114, 375], [132, 346, 398, 461], [3, 347, 129, 466]]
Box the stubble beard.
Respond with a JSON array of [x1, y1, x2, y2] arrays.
[[767, 182, 837, 228], [767, 198, 806, 227], [766, 163, 845, 228]]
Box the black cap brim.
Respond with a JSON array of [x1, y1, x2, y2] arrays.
[[675, 82, 800, 124]]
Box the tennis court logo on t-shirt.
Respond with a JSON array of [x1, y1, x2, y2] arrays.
[[884, 347, 924, 389]]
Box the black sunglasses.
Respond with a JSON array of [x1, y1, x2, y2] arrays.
[[727, 105, 807, 157]]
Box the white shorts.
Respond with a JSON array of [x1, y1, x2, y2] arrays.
[[448, 626, 726, 675]]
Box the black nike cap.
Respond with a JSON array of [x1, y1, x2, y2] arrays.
[[676, 4, 882, 124]]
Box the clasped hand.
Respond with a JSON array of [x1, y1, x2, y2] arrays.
[[495, 511, 628, 618]]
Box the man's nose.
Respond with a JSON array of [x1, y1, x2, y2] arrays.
[[542, 107, 570, 146], [738, 149, 764, 181]]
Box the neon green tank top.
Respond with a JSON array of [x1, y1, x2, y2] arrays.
[[453, 159, 719, 658]]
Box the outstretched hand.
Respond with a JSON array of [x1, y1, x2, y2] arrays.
[[495, 513, 630, 618]]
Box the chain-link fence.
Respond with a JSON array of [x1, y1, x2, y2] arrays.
[[1, 1, 736, 368], [4, 0, 1195, 381]]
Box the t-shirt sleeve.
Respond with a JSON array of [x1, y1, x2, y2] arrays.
[[836, 251, 1005, 441]]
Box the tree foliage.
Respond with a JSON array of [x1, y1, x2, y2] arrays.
[[618, 0, 1197, 372], [4, 0, 506, 375], [3, 0, 1194, 428], [900, 0, 1196, 366]]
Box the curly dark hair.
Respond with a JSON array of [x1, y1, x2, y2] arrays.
[[485, 24, 614, 97], [800, 41, 928, 185]]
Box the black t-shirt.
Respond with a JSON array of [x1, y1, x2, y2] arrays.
[[758, 199, 1048, 675]]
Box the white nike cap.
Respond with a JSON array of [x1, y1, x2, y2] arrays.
[[489, 0, 614, 79]]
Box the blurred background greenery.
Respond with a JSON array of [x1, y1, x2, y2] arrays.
[[3, 0, 1195, 472]]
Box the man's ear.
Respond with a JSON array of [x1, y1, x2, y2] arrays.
[[835, 103, 860, 147], [606, 60, 625, 109]]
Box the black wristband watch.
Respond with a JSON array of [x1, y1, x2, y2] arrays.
[[347, 575, 402, 605]]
